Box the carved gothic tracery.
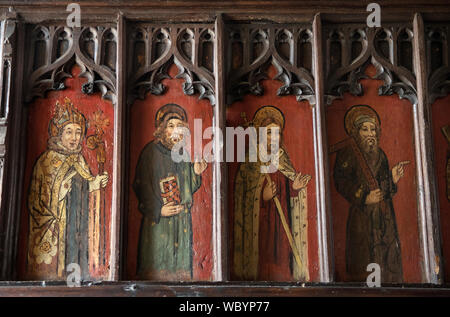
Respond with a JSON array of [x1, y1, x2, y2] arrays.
[[324, 25, 417, 105], [226, 25, 315, 105], [24, 25, 118, 104], [127, 24, 216, 106], [426, 24, 450, 104]]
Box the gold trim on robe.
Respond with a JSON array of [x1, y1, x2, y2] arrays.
[[233, 149, 309, 281], [27, 150, 95, 279]]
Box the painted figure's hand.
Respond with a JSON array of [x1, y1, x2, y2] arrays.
[[194, 159, 208, 175], [59, 170, 77, 200], [99, 171, 109, 188], [365, 189, 383, 205], [89, 172, 109, 192], [161, 201, 184, 217], [263, 178, 277, 201], [293, 173, 312, 191], [392, 161, 410, 184]]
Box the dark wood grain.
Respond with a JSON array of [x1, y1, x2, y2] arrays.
[[0, 281, 450, 297], [214, 13, 228, 281], [111, 12, 126, 281]]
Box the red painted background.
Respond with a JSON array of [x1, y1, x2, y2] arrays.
[[126, 64, 214, 280], [227, 65, 320, 281], [326, 65, 422, 283], [18, 65, 115, 279], [431, 94, 450, 282]]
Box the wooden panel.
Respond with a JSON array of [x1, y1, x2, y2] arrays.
[[125, 23, 216, 281], [226, 22, 319, 282], [126, 64, 214, 281], [327, 65, 422, 283], [425, 22, 450, 283], [9, 22, 120, 281], [432, 95, 450, 282], [17, 65, 115, 280], [227, 66, 320, 282], [1, 281, 450, 296], [0, 0, 448, 297]]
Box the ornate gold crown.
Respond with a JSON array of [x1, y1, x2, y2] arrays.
[[48, 97, 87, 137]]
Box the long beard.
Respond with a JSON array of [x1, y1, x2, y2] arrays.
[[358, 136, 380, 166], [359, 136, 378, 154], [160, 134, 184, 150], [160, 135, 175, 150]]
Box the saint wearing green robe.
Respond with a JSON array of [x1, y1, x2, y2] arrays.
[[133, 104, 207, 281]]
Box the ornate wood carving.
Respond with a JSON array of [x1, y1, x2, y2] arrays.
[[24, 25, 117, 104], [226, 25, 315, 105], [324, 25, 417, 105], [127, 24, 215, 106], [0, 11, 17, 279], [426, 24, 450, 104]]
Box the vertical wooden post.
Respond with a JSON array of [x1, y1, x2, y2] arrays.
[[0, 14, 24, 280], [213, 13, 227, 281], [0, 16, 8, 280], [312, 13, 334, 283], [110, 12, 126, 281], [412, 13, 443, 284]]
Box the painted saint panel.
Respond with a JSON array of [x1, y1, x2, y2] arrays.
[[228, 66, 319, 282], [18, 66, 114, 280], [126, 64, 213, 281], [431, 94, 450, 282], [327, 65, 422, 283]]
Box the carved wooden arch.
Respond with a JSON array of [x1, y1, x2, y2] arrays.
[[24, 24, 117, 104], [226, 24, 315, 105], [426, 24, 450, 104], [127, 24, 216, 106], [324, 25, 417, 105]]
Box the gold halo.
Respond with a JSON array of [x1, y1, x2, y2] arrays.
[[252, 105, 285, 130], [344, 105, 380, 136], [155, 103, 187, 127]]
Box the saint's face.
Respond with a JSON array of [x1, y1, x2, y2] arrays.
[[164, 118, 187, 147], [358, 121, 378, 152], [265, 123, 281, 153], [61, 123, 82, 151]]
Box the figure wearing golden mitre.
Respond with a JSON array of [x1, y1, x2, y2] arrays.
[[233, 105, 311, 281], [27, 97, 109, 280]]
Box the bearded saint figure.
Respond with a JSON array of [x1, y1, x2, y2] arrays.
[[27, 97, 109, 280], [332, 105, 409, 283], [233, 105, 311, 281], [133, 103, 208, 281]]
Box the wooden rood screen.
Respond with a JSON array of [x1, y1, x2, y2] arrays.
[[0, 0, 449, 296]]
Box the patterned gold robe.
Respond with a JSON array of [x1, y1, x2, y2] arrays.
[[27, 141, 98, 280], [233, 149, 309, 281]]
